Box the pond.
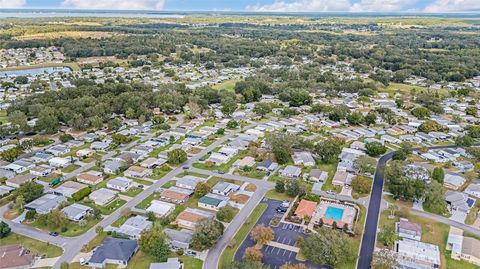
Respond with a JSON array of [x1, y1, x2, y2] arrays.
[[0, 67, 72, 76]]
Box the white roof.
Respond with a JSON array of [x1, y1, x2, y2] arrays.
[[146, 200, 175, 216]]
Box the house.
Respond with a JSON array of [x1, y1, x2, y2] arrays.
[[77, 171, 104, 186], [115, 152, 142, 163], [30, 152, 53, 163], [150, 258, 182, 269], [53, 181, 88, 198], [25, 194, 67, 214], [256, 160, 278, 172], [141, 157, 167, 169], [233, 156, 255, 168], [62, 203, 93, 221], [465, 183, 480, 199], [89, 188, 117, 206], [395, 239, 441, 269], [164, 228, 193, 250], [113, 215, 152, 239], [6, 173, 36, 188], [176, 176, 203, 190], [4, 160, 35, 174], [395, 218, 422, 241], [212, 181, 240, 196], [0, 244, 35, 269], [0, 185, 14, 197], [29, 165, 54, 177], [309, 169, 328, 182], [90, 141, 109, 151], [48, 157, 72, 168], [146, 200, 175, 217], [176, 208, 214, 230], [445, 191, 475, 214], [124, 165, 152, 178], [88, 237, 138, 268], [107, 177, 132, 192], [452, 161, 474, 172], [160, 187, 192, 204], [77, 148, 95, 158], [294, 199, 317, 218], [46, 144, 69, 156], [459, 237, 480, 266], [338, 148, 365, 171], [332, 168, 349, 187], [292, 151, 316, 167], [0, 168, 15, 179], [444, 173, 466, 190], [198, 193, 229, 211], [280, 165, 302, 178], [103, 159, 124, 175]]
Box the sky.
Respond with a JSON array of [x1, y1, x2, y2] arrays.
[[0, 0, 479, 13]]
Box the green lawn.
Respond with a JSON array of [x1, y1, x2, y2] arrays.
[[30, 217, 99, 237], [150, 165, 173, 180], [177, 171, 209, 178], [135, 192, 161, 209], [0, 233, 63, 258], [80, 198, 126, 215], [81, 232, 108, 252], [180, 256, 203, 269], [212, 78, 241, 91], [265, 189, 293, 201], [0, 110, 8, 125], [193, 150, 248, 173], [130, 177, 153, 186], [319, 162, 339, 191], [62, 164, 81, 173], [237, 168, 266, 179], [161, 180, 176, 188], [123, 187, 143, 197], [218, 203, 268, 269]]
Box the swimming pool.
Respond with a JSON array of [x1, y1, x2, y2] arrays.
[[324, 206, 344, 221]]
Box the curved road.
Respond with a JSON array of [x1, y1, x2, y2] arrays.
[[357, 144, 477, 269]]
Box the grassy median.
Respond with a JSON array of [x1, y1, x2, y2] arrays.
[[218, 203, 267, 269]]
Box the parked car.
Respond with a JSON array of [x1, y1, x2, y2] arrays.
[[49, 231, 59, 237]]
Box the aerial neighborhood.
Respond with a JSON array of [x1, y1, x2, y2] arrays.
[[0, 10, 479, 269]]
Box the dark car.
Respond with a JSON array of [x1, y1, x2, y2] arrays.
[[182, 166, 189, 170], [276, 207, 287, 213], [49, 231, 59, 237]]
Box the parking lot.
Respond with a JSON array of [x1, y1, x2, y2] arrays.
[[235, 198, 327, 269]]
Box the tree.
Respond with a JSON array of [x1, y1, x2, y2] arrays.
[[111, 133, 132, 145], [418, 120, 443, 133], [167, 149, 187, 165], [216, 205, 237, 222], [346, 112, 364, 125], [191, 218, 224, 250], [431, 167, 445, 184], [351, 176, 372, 195], [25, 210, 36, 220], [354, 155, 377, 174], [391, 150, 407, 161], [365, 142, 387, 157], [253, 103, 272, 117], [315, 138, 341, 164], [221, 97, 238, 116], [364, 112, 377, 125], [250, 224, 274, 246], [423, 181, 448, 215], [59, 134, 74, 143], [465, 106, 477, 116], [12, 182, 44, 203], [1, 147, 22, 162], [411, 107, 431, 119], [107, 118, 122, 131], [15, 195, 25, 211], [0, 221, 11, 238], [244, 247, 263, 262], [47, 209, 67, 228], [285, 179, 304, 197], [377, 226, 398, 248], [194, 182, 211, 197], [8, 111, 29, 132], [372, 249, 398, 269], [227, 120, 239, 129], [216, 128, 225, 135], [275, 180, 285, 193], [36, 107, 59, 134], [466, 125, 480, 138], [299, 227, 354, 267], [455, 135, 474, 147], [273, 147, 291, 165], [138, 227, 171, 261]]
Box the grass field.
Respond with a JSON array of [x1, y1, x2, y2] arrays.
[[14, 31, 116, 40], [0, 233, 63, 258], [264, 189, 293, 201], [212, 78, 241, 92], [0, 62, 81, 72], [218, 203, 268, 269]]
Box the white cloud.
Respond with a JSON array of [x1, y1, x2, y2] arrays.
[[424, 0, 480, 12], [245, 0, 351, 12], [0, 0, 26, 8], [350, 0, 417, 12], [61, 0, 165, 10]]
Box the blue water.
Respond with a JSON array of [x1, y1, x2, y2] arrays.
[[0, 67, 71, 76], [325, 206, 344, 221]]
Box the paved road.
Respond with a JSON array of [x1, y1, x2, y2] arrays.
[[357, 144, 477, 269], [52, 120, 249, 268]]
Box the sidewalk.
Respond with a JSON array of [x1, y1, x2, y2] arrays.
[[266, 241, 300, 253]]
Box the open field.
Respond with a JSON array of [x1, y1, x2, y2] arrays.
[[0, 62, 81, 71], [0, 233, 63, 258], [14, 31, 117, 40]]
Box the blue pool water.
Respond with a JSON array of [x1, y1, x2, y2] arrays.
[[325, 206, 344, 221]]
